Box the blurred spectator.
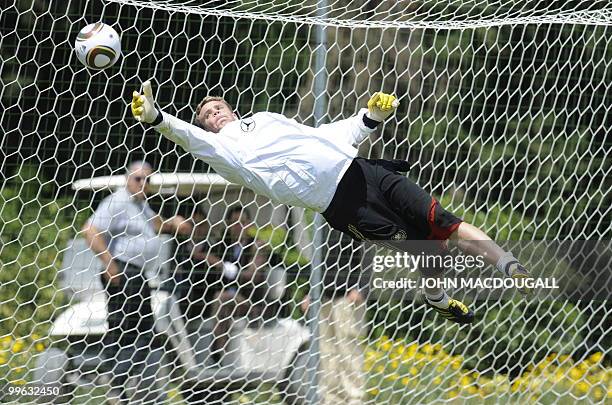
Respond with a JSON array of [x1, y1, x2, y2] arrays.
[[174, 204, 274, 358], [238, 240, 285, 324], [208, 205, 256, 360], [174, 203, 224, 320], [302, 231, 370, 405], [174, 204, 230, 404], [211, 238, 284, 361], [221, 205, 255, 272], [82, 160, 192, 404]]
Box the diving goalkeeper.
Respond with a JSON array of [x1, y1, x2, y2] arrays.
[[131, 81, 530, 324]]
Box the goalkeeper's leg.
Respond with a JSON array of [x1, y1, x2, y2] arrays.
[[447, 223, 532, 294], [322, 158, 477, 323], [323, 158, 531, 324], [370, 159, 533, 295]]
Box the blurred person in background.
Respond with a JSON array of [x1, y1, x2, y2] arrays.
[[209, 205, 256, 361], [173, 203, 224, 321], [82, 160, 191, 404], [173, 205, 255, 351], [301, 232, 370, 405], [221, 205, 255, 272]]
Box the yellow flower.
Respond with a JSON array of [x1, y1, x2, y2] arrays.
[[569, 368, 583, 380], [587, 352, 602, 364], [448, 390, 458, 398], [367, 388, 380, 396], [593, 387, 603, 400], [11, 341, 23, 354], [451, 360, 461, 370], [375, 365, 384, 374], [460, 375, 471, 386], [409, 367, 418, 376], [433, 377, 442, 385], [14, 380, 26, 385], [391, 360, 399, 369], [406, 343, 417, 356], [575, 381, 590, 393], [587, 373, 601, 384], [401, 377, 410, 386], [35, 343, 45, 352], [467, 386, 478, 395]]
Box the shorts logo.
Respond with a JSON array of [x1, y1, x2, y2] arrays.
[[347, 224, 367, 242], [392, 230, 407, 240], [240, 118, 256, 133]]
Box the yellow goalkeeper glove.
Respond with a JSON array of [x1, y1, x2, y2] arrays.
[[131, 80, 159, 124], [366, 92, 399, 122]]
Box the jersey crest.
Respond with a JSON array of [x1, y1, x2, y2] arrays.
[[240, 117, 256, 133]]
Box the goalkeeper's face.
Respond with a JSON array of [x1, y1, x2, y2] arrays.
[[197, 100, 237, 133]]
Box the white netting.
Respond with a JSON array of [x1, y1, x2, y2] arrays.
[[108, 0, 612, 28], [0, 0, 610, 404]]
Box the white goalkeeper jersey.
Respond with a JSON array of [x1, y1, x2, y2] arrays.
[[153, 109, 376, 212]]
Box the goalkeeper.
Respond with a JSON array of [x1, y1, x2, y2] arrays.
[[131, 81, 530, 324]]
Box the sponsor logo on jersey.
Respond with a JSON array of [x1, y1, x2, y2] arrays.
[[240, 118, 256, 133]]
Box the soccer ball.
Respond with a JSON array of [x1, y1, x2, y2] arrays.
[[74, 23, 121, 70]]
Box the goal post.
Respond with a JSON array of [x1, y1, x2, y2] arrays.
[[0, 0, 610, 403]]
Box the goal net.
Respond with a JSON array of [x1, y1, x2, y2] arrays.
[[0, 0, 610, 403]]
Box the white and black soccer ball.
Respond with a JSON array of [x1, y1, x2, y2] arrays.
[[74, 23, 121, 70]]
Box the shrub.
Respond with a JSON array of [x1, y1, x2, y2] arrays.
[[0, 165, 77, 382]]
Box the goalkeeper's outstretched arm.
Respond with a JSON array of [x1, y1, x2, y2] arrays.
[[131, 81, 244, 175], [131, 81, 400, 183], [317, 92, 399, 146]]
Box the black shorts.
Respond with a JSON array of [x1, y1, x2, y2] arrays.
[[323, 158, 462, 245]]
